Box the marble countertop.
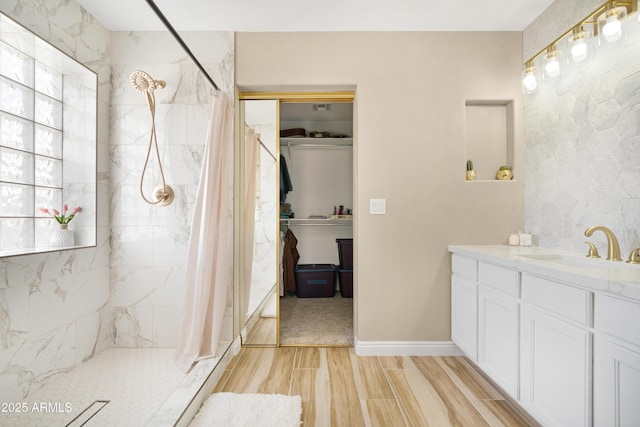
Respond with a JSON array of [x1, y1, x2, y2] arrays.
[[448, 245, 640, 302]]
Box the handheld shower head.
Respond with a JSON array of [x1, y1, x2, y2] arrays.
[[130, 70, 165, 93], [129, 70, 173, 207]]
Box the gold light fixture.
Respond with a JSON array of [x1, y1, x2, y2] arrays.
[[521, 61, 538, 94], [543, 46, 562, 77], [568, 26, 591, 62], [522, 0, 637, 94], [598, 1, 628, 42]]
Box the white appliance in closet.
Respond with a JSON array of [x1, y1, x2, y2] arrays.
[[279, 102, 353, 267]]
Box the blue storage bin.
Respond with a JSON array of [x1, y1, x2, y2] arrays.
[[295, 264, 336, 298]]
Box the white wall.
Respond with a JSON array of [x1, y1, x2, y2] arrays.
[[0, 0, 111, 400], [524, 0, 640, 253]]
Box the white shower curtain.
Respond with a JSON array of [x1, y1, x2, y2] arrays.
[[175, 91, 234, 373]]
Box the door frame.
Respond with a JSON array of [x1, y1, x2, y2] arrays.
[[236, 91, 356, 348]]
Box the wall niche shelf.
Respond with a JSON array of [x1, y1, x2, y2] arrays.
[[464, 100, 514, 182]]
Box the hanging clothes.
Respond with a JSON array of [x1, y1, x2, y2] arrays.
[[282, 228, 300, 294], [280, 154, 293, 202], [175, 91, 233, 373]]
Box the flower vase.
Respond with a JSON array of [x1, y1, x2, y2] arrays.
[[51, 224, 74, 247]]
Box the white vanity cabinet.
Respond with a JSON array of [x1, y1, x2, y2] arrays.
[[477, 262, 520, 399], [451, 254, 478, 361], [449, 245, 640, 427], [520, 273, 593, 427], [594, 295, 640, 427]]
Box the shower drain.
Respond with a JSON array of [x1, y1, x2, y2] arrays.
[[65, 400, 110, 426]]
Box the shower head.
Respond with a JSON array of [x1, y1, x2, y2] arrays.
[[130, 70, 166, 93]]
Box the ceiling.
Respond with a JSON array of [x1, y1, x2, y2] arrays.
[[76, 0, 555, 32]]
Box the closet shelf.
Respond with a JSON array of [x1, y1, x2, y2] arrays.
[[280, 218, 353, 226], [280, 137, 352, 147]]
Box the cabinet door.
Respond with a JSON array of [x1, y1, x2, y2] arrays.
[[451, 274, 477, 361], [521, 306, 592, 427], [478, 287, 519, 398], [594, 336, 640, 427]]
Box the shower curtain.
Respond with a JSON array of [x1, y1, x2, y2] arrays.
[[241, 126, 260, 323], [175, 91, 233, 373]]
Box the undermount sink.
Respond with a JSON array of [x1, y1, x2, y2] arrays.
[[515, 252, 639, 286], [517, 253, 612, 268]]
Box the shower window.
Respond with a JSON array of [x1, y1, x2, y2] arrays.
[[0, 13, 97, 257]]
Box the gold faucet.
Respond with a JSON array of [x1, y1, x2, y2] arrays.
[[584, 241, 600, 258], [584, 226, 622, 261], [627, 248, 640, 264]]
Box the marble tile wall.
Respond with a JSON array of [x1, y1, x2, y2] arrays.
[[0, 0, 112, 401], [0, 0, 235, 402], [523, 0, 640, 254], [109, 31, 234, 349]]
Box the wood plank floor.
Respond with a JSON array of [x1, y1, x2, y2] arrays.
[[244, 317, 277, 345], [213, 347, 534, 427]]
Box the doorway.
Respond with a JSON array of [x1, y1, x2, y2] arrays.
[[238, 91, 355, 348]]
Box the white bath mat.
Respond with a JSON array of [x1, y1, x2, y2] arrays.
[[189, 392, 301, 427], [260, 294, 277, 318]]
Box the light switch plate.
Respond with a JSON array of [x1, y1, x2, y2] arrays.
[[370, 198, 386, 215]]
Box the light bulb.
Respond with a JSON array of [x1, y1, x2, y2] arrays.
[[597, 6, 627, 43], [523, 74, 537, 91], [568, 27, 590, 63], [543, 47, 561, 78], [545, 57, 560, 77], [570, 41, 588, 61], [602, 16, 622, 42], [523, 71, 537, 91], [522, 61, 539, 94]]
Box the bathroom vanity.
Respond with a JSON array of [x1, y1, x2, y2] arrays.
[[449, 245, 640, 427]]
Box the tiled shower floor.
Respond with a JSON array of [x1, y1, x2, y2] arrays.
[[2, 348, 186, 426]]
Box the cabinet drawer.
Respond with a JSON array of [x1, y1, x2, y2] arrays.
[[452, 254, 477, 281], [596, 295, 640, 347], [522, 274, 592, 326], [478, 262, 519, 297]]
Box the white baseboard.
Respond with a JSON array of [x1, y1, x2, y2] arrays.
[[354, 337, 464, 356]]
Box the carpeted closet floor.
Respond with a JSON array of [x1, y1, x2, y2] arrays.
[[279, 294, 353, 346]]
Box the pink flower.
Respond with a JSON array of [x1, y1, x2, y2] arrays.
[[41, 204, 82, 224]]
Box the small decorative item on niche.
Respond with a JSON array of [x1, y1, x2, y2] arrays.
[[496, 165, 513, 180], [508, 233, 520, 246], [465, 159, 477, 181], [40, 204, 82, 247]]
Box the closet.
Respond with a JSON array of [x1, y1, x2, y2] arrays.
[[279, 100, 354, 346], [238, 92, 355, 349]]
